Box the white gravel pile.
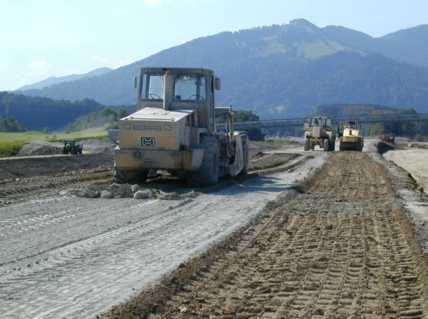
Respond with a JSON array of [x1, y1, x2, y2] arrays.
[[67, 183, 196, 200]]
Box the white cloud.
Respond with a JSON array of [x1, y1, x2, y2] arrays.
[[143, 0, 162, 6], [25, 59, 52, 79], [14, 58, 54, 88], [113, 57, 137, 69], [90, 55, 139, 70], [91, 55, 112, 65]]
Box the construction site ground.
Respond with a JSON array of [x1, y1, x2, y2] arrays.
[[0, 146, 324, 318], [1, 142, 428, 318], [106, 150, 428, 319]]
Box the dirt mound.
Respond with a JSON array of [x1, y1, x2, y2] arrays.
[[18, 141, 63, 156], [0, 153, 113, 181], [250, 152, 299, 171]]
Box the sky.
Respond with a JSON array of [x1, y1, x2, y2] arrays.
[[1, 0, 427, 90]]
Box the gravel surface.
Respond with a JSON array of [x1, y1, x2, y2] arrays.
[[107, 152, 428, 319], [384, 149, 428, 193], [0, 152, 325, 318], [376, 150, 428, 255]]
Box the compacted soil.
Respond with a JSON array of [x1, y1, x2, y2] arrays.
[[0, 150, 321, 318], [107, 152, 428, 319]]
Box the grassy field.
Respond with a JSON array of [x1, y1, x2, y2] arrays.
[[0, 127, 108, 157], [50, 127, 108, 142]]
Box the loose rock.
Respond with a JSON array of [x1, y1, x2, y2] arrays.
[[131, 184, 141, 193], [77, 189, 100, 198], [100, 190, 113, 199], [110, 183, 133, 198], [133, 190, 154, 200]]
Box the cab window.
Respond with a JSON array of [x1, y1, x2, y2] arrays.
[[174, 75, 206, 102], [143, 74, 164, 100]]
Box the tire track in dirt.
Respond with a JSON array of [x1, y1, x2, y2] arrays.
[[107, 152, 428, 319], [0, 169, 113, 207], [0, 154, 325, 318]]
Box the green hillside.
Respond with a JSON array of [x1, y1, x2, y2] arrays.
[[0, 92, 104, 130], [0, 117, 25, 132], [65, 108, 129, 132], [0, 92, 132, 131], [20, 20, 428, 118]]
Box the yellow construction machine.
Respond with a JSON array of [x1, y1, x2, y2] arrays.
[[304, 116, 336, 152], [339, 121, 364, 151], [113, 67, 249, 186]]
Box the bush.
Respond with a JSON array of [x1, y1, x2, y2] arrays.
[[0, 140, 26, 157]]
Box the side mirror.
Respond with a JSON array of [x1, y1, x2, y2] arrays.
[[214, 77, 221, 91], [134, 76, 138, 89]]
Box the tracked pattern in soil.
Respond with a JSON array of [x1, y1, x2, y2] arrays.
[[133, 152, 427, 319], [0, 169, 112, 207]]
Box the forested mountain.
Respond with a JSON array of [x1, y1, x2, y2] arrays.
[[0, 92, 105, 130], [0, 117, 26, 132], [316, 104, 417, 119], [20, 20, 428, 118], [18, 67, 112, 91], [375, 25, 428, 69]]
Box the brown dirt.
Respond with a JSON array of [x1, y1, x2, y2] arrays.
[[0, 153, 113, 181], [105, 152, 428, 319], [0, 169, 113, 207], [0, 147, 300, 207], [250, 153, 299, 171]]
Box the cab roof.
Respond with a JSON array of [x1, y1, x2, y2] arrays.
[[141, 67, 214, 76], [122, 107, 193, 122]]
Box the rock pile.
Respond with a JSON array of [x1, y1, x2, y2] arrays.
[[65, 183, 199, 201]]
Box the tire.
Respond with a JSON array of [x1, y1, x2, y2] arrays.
[[304, 139, 310, 151], [331, 138, 336, 151], [324, 139, 330, 152], [190, 136, 219, 186], [240, 135, 249, 175], [114, 167, 148, 184]]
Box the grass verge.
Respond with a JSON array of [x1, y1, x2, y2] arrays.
[[0, 140, 27, 157], [0, 127, 108, 157]]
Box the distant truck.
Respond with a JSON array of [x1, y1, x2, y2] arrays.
[[379, 133, 395, 144], [339, 121, 364, 151], [62, 140, 83, 155], [304, 116, 336, 152]]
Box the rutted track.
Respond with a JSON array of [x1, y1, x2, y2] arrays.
[[107, 152, 428, 319], [0, 152, 323, 318], [0, 169, 113, 207]]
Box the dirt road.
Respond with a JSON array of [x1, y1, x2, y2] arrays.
[[0, 153, 323, 318], [108, 152, 428, 318]]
